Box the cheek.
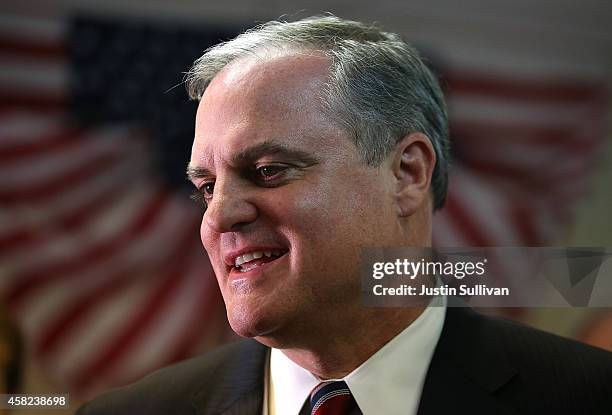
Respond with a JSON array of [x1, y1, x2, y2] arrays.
[[281, 180, 363, 257], [289, 174, 391, 253]]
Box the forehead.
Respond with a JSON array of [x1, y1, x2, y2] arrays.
[[205, 51, 331, 117], [190, 52, 351, 169]]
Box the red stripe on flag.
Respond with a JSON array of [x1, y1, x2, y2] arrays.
[[0, 36, 65, 60], [0, 152, 120, 202], [445, 73, 606, 103], [0, 127, 83, 162], [510, 205, 544, 246], [459, 156, 596, 189], [0, 91, 66, 111], [451, 121, 600, 147]]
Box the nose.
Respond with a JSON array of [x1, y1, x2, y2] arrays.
[[203, 179, 258, 233]]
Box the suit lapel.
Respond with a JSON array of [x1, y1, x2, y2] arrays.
[[192, 340, 269, 415], [418, 305, 519, 415]]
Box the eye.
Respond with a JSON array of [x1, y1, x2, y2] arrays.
[[190, 181, 214, 209], [202, 182, 215, 196], [256, 165, 286, 180]]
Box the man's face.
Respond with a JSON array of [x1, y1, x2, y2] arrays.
[[189, 53, 398, 343]]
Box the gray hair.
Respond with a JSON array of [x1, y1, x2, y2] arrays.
[[186, 15, 450, 210]]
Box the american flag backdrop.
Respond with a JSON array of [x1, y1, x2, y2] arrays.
[[0, 14, 236, 397], [0, 12, 609, 398]]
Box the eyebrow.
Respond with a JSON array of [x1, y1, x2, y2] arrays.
[[186, 140, 319, 182]]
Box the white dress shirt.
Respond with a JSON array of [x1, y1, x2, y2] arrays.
[[264, 296, 446, 415]]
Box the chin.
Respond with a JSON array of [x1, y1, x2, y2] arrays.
[[226, 301, 283, 339]]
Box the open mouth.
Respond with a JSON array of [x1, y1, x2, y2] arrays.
[[233, 250, 289, 273]]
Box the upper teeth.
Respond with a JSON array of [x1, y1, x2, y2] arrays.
[[234, 250, 284, 267]]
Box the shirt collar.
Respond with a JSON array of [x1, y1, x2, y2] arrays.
[[270, 296, 446, 415], [270, 346, 319, 415]]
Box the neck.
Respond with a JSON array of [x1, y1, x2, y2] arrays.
[[258, 306, 425, 379]]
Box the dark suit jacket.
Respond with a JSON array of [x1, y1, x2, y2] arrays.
[[77, 306, 612, 415]]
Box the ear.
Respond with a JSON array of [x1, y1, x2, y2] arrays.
[[391, 132, 436, 217]]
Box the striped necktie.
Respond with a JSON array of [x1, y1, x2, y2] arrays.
[[310, 381, 358, 415]]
